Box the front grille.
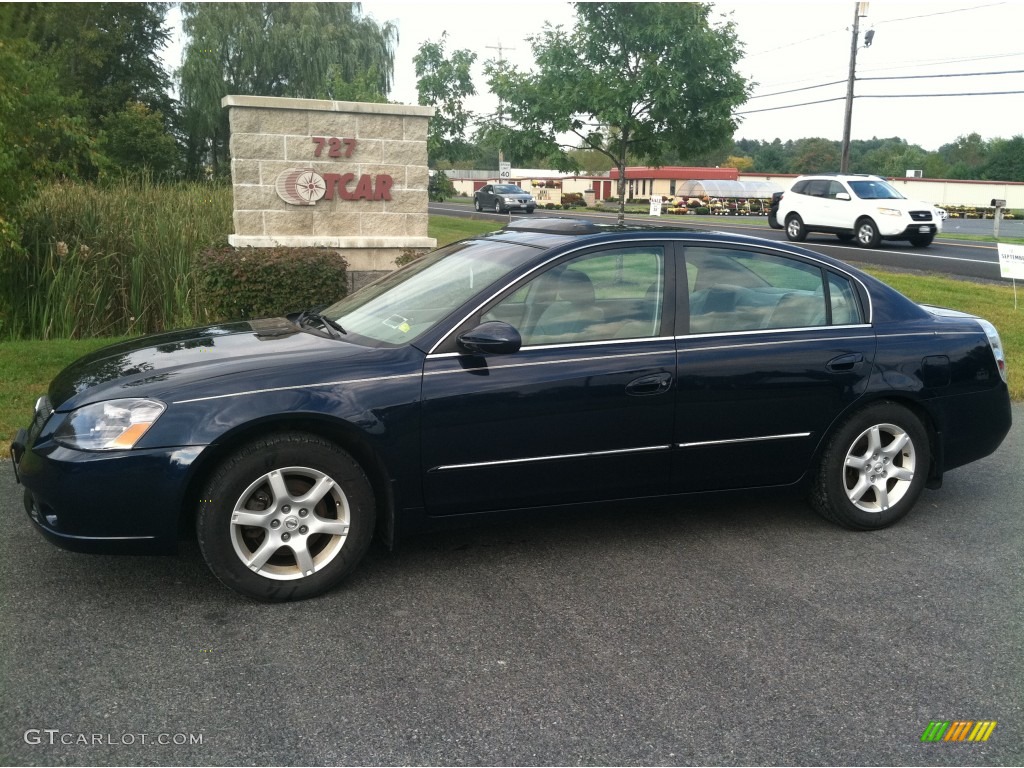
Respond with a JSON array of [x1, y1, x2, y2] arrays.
[[910, 210, 933, 222]]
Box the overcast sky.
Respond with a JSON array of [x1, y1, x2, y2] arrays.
[[162, 1, 1024, 152]]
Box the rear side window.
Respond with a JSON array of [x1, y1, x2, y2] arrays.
[[685, 247, 861, 333]]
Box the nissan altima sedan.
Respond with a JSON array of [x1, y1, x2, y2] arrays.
[[10, 219, 1012, 601]]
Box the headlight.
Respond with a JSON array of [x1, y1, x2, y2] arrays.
[[54, 398, 166, 450], [877, 207, 902, 217]]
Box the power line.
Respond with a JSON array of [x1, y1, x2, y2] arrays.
[[747, 69, 1024, 100], [736, 90, 1024, 116]]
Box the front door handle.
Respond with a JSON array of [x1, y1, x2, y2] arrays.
[[626, 371, 673, 396], [826, 353, 865, 372]]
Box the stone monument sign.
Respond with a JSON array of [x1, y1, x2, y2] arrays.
[[222, 95, 436, 289]]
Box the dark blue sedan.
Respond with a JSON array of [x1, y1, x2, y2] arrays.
[[10, 220, 1012, 601]]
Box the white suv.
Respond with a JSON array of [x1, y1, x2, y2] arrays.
[[777, 174, 941, 248]]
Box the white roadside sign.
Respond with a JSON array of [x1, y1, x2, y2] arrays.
[[498, 162, 511, 179], [998, 242, 1024, 279], [649, 195, 663, 216]]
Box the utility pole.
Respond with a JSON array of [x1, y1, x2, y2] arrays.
[[486, 41, 516, 166], [840, 2, 868, 173]]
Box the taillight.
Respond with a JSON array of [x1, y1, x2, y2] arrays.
[[977, 319, 1007, 383]]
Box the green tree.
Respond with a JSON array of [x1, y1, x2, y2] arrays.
[[178, 2, 397, 176], [99, 102, 181, 178], [0, 38, 99, 215], [0, 3, 174, 126], [486, 2, 749, 222], [791, 138, 840, 174], [982, 136, 1024, 182], [414, 33, 476, 167]]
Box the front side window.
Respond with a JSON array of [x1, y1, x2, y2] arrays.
[[685, 247, 832, 333], [484, 246, 665, 346], [493, 184, 525, 195], [324, 240, 537, 346]]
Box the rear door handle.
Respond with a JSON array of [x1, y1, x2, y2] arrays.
[[826, 353, 864, 372], [626, 372, 673, 396]]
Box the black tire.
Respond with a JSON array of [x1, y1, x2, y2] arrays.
[[909, 233, 934, 247], [495, 201, 506, 214], [836, 232, 854, 242], [196, 432, 375, 601], [785, 214, 807, 242], [473, 198, 482, 212], [526, 207, 535, 214], [855, 217, 882, 248], [810, 401, 930, 530], [767, 209, 780, 229]]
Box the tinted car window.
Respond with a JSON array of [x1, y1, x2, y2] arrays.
[[827, 272, 863, 324], [685, 247, 829, 332], [805, 179, 830, 198], [791, 180, 809, 194], [486, 246, 665, 345], [848, 179, 904, 200]]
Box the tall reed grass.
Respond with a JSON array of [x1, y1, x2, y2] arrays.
[[0, 177, 233, 339]]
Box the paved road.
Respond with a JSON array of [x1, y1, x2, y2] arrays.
[[1, 405, 1021, 766], [431, 202, 1023, 283]]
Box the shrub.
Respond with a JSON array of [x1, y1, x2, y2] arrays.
[[196, 246, 348, 322], [696, 207, 710, 215], [561, 192, 587, 207]]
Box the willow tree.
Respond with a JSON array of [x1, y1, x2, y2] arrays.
[[178, 2, 397, 177], [487, 2, 750, 223]]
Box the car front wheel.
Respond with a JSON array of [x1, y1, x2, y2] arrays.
[[196, 432, 375, 601], [495, 201, 506, 213], [855, 218, 882, 248], [785, 214, 807, 242], [810, 402, 930, 530]]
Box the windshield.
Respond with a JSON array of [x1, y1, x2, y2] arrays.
[[493, 185, 526, 194], [323, 239, 538, 346], [848, 179, 904, 200]]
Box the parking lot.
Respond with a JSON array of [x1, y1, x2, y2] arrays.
[[2, 405, 1022, 766]]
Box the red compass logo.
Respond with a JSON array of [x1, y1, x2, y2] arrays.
[[276, 169, 327, 205]]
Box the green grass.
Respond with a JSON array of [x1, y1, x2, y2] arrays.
[[428, 215, 502, 247], [1, 337, 128, 444]]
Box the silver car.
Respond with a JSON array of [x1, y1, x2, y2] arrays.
[[474, 184, 536, 214]]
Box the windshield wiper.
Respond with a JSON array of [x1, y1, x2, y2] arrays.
[[295, 309, 346, 338]]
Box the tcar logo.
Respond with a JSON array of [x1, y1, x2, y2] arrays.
[[275, 169, 394, 206], [276, 169, 326, 205]]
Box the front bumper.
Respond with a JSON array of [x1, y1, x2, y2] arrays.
[[12, 430, 202, 554], [886, 222, 937, 239]]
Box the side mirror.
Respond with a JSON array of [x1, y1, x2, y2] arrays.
[[457, 321, 522, 355], [835, 192, 851, 201]]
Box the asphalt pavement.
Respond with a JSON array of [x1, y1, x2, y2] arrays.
[[1, 406, 1022, 766]]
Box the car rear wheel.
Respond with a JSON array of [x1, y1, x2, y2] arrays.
[[909, 233, 934, 247], [196, 432, 375, 601], [855, 218, 882, 248], [474, 198, 482, 212], [810, 402, 930, 530], [785, 214, 807, 242]]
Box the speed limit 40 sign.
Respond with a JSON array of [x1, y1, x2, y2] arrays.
[[499, 162, 511, 179]]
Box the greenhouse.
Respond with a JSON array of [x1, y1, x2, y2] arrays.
[[675, 179, 784, 199]]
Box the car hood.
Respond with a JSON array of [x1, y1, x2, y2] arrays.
[[49, 318, 371, 411]]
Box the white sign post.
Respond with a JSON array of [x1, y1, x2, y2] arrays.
[[649, 195, 663, 217], [997, 242, 1024, 309], [498, 162, 511, 180]]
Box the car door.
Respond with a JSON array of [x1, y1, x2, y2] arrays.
[[673, 244, 876, 493], [477, 184, 493, 208], [819, 180, 852, 229], [420, 242, 677, 515]]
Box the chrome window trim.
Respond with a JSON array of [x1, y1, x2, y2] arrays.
[[677, 324, 870, 342], [425, 348, 673, 376], [677, 432, 811, 449], [431, 444, 672, 472], [676, 332, 872, 354], [428, 335, 675, 359]]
